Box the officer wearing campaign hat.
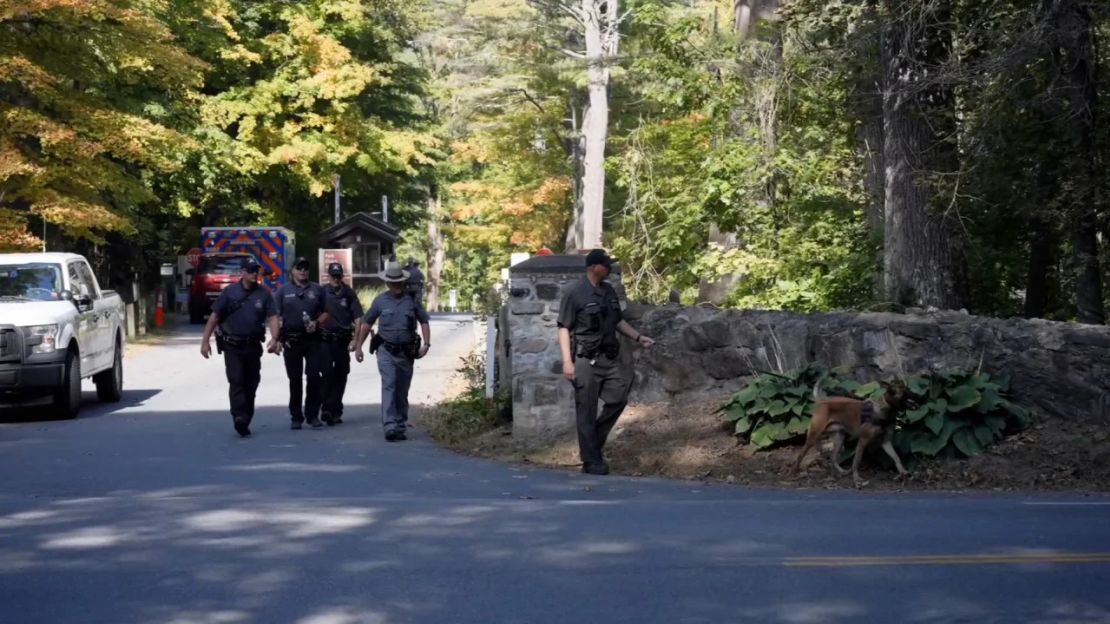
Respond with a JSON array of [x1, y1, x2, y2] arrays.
[[353, 260, 431, 441], [319, 262, 363, 425], [557, 249, 655, 474], [274, 256, 329, 429], [200, 256, 281, 437]]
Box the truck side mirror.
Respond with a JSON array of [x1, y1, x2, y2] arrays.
[[75, 294, 93, 312]]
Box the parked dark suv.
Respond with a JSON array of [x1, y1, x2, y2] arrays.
[[187, 253, 258, 324]]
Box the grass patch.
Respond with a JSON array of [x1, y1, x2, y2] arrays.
[[424, 351, 506, 445], [356, 286, 385, 311]]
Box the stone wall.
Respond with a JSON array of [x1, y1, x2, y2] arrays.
[[503, 272, 1110, 438], [624, 306, 1110, 423], [504, 299, 1110, 439]]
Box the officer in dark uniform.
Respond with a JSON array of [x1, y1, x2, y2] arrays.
[[274, 257, 329, 429], [319, 262, 362, 425], [405, 257, 425, 305], [557, 249, 655, 474], [200, 257, 280, 438], [353, 261, 431, 441]]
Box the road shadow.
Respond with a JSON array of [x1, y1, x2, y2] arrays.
[[1, 404, 1110, 623], [0, 388, 162, 423]]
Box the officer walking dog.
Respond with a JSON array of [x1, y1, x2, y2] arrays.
[[274, 257, 329, 429], [354, 261, 431, 441], [199, 257, 281, 437], [557, 249, 655, 474], [319, 262, 362, 425]]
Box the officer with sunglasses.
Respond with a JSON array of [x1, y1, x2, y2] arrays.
[[274, 257, 329, 429], [200, 257, 280, 438]]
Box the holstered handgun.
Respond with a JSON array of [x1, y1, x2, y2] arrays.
[[407, 335, 423, 360], [369, 333, 384, 355]]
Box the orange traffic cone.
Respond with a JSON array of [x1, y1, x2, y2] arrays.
[[154, 288, 165, 329]]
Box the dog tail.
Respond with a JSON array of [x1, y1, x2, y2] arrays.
[[812, 380, 824, 403]]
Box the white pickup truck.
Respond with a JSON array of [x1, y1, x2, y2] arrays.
[[0, 253, 125, 418]]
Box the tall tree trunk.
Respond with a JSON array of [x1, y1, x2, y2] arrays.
[[577, 0, 617, 252], [425, 183, 446, 313], [734, 0, 753, 38], [734, 0, 779, 39], [880, 0, 966, 309], [1048, 0, 1105, 323], [854, 4, 885, 296], [564, 91, 585, 252], [854, 4, 885, 242]]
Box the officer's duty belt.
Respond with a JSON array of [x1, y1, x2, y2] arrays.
[[321, 330, 353, 343], [282, 331, 317, 346], [216, 334, 262, 349]]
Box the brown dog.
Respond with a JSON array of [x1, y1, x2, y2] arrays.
[[793, 380, 908, 486]]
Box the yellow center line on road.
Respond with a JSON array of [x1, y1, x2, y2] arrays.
[[785, 552, 1110, 568]]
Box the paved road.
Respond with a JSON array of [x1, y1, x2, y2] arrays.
[[2, 317, 1109, 624]]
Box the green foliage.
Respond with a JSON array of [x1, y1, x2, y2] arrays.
[[719, 364, 881, 449], [424, 351, 504, 444], [721, 364, 1032, 459], [356, 286, 385, 312], [894, 369, 1032, 459]]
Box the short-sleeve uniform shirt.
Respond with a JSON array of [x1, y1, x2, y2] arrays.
[[363, 292, 430, 344], [212, 281, 277, 337], [321, 284, 363, 331], [557, 278, 623, 354], [274, 281, 326, 332]]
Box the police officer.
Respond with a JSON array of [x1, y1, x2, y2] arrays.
[[319, 262, 362, 425], [274, 257, 329, 429], [200, 257, 281, 438], [405, 257, 425, 305], [354, 260, 431, 441], [557, 249, 655, 474]]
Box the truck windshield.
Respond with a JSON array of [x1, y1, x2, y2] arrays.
[[199, 256, 253, 273], [0, 263, 63, 301]]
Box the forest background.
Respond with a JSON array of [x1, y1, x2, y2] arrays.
[[3, 0, 1108, 323]]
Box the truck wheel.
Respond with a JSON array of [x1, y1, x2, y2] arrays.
[[52, 349, 82, 419], [94, 338, 123, 402]]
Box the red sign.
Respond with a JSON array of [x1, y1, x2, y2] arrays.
[[186, 248, 203, 268], [319, 249, 353, 286]]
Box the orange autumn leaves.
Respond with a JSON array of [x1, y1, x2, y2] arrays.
[[449, 174, 570, 249]]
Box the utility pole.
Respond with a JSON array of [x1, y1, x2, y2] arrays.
[[381, 194, 389, 223], [333, 175, 341, 225]]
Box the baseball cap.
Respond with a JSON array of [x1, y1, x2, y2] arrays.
[[293, 257, 310, 269], [327, 262, 344, 277], [240, 257, 261, 272], [585, 249, 614, 269]]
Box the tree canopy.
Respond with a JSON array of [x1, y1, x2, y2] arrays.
[[2, 0, 1108, 322]]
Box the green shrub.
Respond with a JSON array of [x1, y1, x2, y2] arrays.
[[356, 286, 385, 312], [424, 352, 505, 444], [893, 369, 1031, 458], [719, 364, 882, 448]]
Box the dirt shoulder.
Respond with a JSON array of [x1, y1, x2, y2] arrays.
[[432, 396, 1110, 493]]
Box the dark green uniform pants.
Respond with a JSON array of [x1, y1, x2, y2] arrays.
[[571, 354, 632, 466]]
